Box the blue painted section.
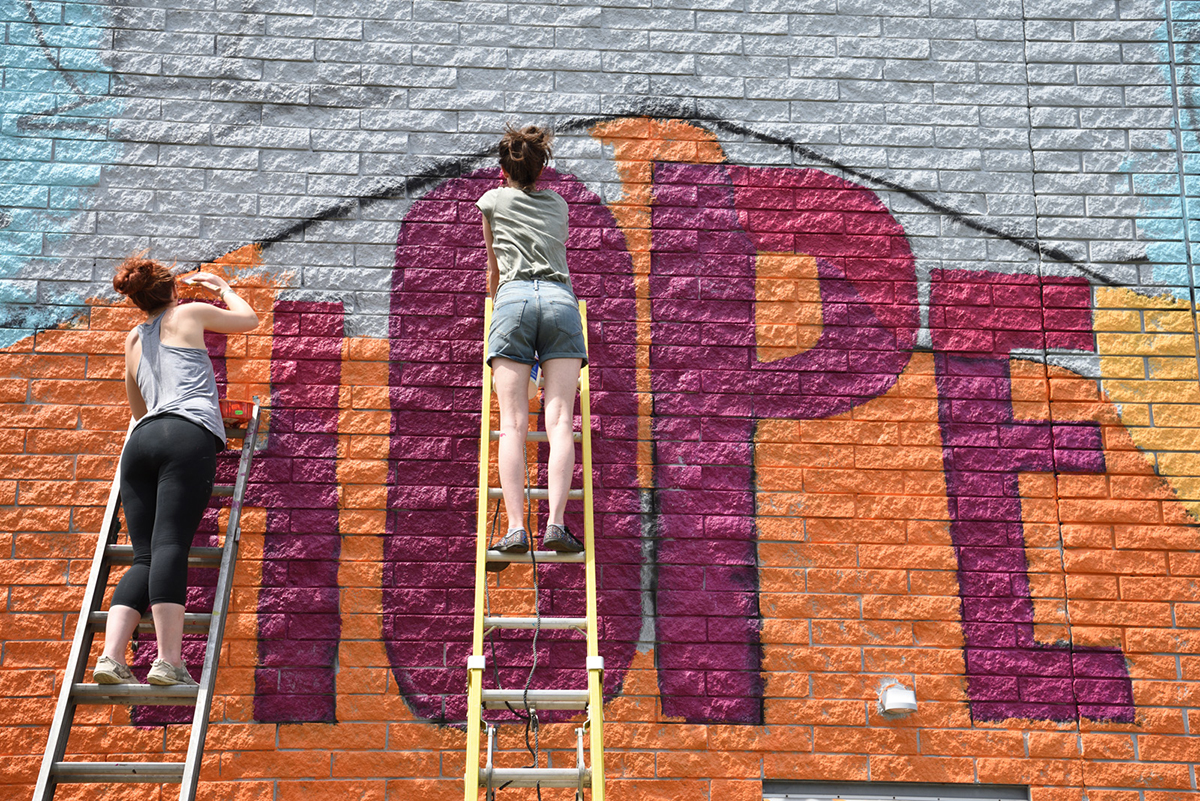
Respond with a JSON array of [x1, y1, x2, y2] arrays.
[[1118, 14, 1198, 299], [0, 0, 122, 347]]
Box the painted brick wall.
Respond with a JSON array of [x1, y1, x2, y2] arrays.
[[3, 1, 1200, 799]]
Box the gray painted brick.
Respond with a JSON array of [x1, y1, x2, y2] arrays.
[[885, 18, 977, 39], [458, 68, 552, 91], [509, 5, 600, 26], [1026, 42, 1123, 62], [747, 0, 836, 11], [1025, 20, 1075, 41], [840, 37, 931, 60], [1025, 63, 1078, 84], [461, 25, 555, 48], [265, 16, 361, 40], [361, 109, 458, 132], [698, 11, 788, 34], [600, 51, 695, 74], [883, 60, 978, 82], [362, 65, 456, 88], [744, 33, 837, 57], [412, 45, 505, 68], [648, 31, 743, 54], [697, 54, 789, 78], [555, 28, 649, 50], [111, 29, 214, 55], [167, 11, 266, 34], [602, 8, 696, 30], [413, 0, 507, 23], [508, 49, 603, 71], [790, 14, 881, 37], [978, 63, 1026, 83], [315, 41, 412, 63], [212, 124, 310, 148], [887, 103, 980, 126], [838, 0, 931, 15], [795, 56, 882, 80], [210, 79, 309, 104], [746, 78, 839, 101], [1022, 0, 1119, 18], [159, 145, 259, 170], [975, 19, 1025, 40], [217, 35, 315, 60], [554, 72, 652, 95]]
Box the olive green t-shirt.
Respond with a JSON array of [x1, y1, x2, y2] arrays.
[[476, 186, 571, 290]]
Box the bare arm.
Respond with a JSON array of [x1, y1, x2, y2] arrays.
[[483, 216, 499, 298], [181, 271, 260, 333], [124, 329, 148, 420]]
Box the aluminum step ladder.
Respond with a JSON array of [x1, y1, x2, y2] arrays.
[[464, 299, 604, 800], [35, 400, 264, 801]]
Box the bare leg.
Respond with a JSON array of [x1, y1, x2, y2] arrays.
[[151, 602, 186, 666], [492, 358, 532, 532], [541, 358, 582, 526], [100, 604, 143, 665]]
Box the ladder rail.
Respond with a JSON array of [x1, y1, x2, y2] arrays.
[[579, 301, 606, 800], [33, 419, 134, 801], [179, 399, 263, 801], [464, 299, 496, 801]]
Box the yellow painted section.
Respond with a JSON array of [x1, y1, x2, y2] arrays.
[[1094, 286, 1200, 518]]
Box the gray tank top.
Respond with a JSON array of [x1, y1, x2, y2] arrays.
[[134, 313, 225, 448]]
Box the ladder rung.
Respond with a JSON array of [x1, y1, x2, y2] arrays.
[[485, 549, 586, 566], [88, 611, 213, 634], [483, 767, 591, 789], [52, 761, 184, 783], [483, 616, 587, 631], [211, 484, 234, 497], [481, 688, 589, 710], [105, 544, 222, 568], [486, 487, 583, 500], [489, 430, 582, 443], [72, 683, 199, 706]]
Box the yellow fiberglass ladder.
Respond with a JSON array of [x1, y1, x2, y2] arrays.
[[35, 400, 264, 801], [464, 299, 604, 800]]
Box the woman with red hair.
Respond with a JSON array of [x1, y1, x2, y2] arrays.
[[92, 255, 258, 686]]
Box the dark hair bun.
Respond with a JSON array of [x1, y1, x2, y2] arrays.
[[499, 124, 554, 188], [113, 252, 176, 312], [113, 257, 158, 296]]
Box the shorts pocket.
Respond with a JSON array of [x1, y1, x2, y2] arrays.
[[548, 300, 583, 338]]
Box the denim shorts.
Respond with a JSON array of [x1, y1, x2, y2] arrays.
[[487, 279, 588, 367]]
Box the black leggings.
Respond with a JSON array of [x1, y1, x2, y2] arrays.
[[111, 415, 216, 612]]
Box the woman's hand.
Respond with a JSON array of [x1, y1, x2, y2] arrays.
[[182, 271, 231, 295]]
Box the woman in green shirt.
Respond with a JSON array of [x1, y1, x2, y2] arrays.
[[477, 125, 587, 555]]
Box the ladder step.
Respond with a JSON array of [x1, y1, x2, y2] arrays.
[[487, 487, 583, 500], [211, 484, 234, 497], [52, 761, 184, 783], [72, 683, 199, 706], [483, 767, 591, 789], [485, 549, 586, 566], [106, 544, 222, 568], [88, 611, 213, 634], [489, 430, 582, 443], [481, 688, 589, 710], [483, 616, 587, 631]]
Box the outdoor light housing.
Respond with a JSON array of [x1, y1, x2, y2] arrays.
[[880, 683, 918, 714]]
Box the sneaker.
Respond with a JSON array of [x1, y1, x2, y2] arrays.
[[146, 658, 197, 687], [542, 524, 584, 553], [494, 529, 529, 554], [92, 655, 136, 685]]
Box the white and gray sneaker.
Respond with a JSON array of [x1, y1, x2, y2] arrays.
[[146, 658, 197, 687], [92, 655, 136, 685]]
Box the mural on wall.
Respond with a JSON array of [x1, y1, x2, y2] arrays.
[[13, 112, 1200, 731]]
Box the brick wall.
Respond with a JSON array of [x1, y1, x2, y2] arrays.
[[3, 1, 1200, 799]]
